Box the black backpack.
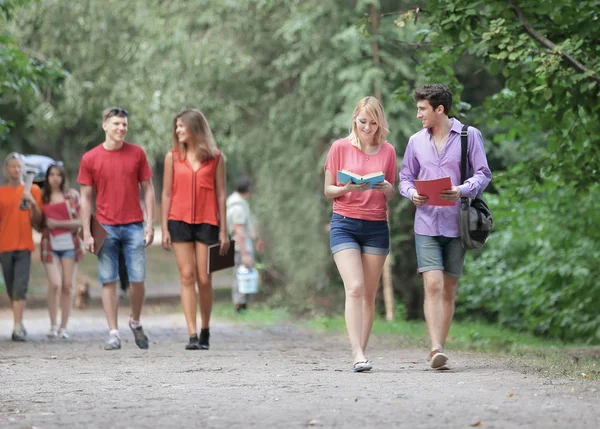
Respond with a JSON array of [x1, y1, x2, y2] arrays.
[[459, 125, 493, 250]]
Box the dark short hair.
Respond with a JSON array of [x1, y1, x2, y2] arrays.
[[102, 107, 129, 122], [235, 176, 252, 193], [413, 84, 452, 115]]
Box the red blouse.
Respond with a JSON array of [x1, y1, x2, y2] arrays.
[[167, 150, 220, 226]]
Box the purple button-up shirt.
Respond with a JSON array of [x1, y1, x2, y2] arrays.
[[399, 118, 492, 237]]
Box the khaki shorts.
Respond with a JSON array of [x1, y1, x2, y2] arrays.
[[414, 233, 466, 278]]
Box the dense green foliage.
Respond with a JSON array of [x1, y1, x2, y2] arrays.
[[408, 0, 600, 342], [0, 0, 64, 140], [1, 0, 598, 342]]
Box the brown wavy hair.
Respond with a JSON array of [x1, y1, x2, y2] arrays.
[[172, 109, 218, 162]]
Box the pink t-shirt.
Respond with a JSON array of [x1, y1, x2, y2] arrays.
[[324, 138, 397, 221]]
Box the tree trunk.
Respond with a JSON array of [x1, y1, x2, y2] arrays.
[[369, 2, 393, 320], [369, 3, 382, 100], [382, 239, 395, 321]]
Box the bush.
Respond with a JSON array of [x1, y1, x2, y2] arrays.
[[457, 175, 600, 344]]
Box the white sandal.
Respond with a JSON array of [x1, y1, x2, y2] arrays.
[[47, 326, 58, 339]]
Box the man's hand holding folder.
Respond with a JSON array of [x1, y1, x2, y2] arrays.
[[414, 177, 461, 207]]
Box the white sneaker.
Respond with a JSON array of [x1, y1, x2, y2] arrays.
[[103, 334, 121, 350], [58, 329, 70, 339], [47, 326, 58, 339]]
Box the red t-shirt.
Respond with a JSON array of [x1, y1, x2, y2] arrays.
[[168, 150, 220, 226], [324, 138, 397, 221], [77, 142, 153, 225]]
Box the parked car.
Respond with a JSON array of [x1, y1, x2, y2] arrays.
[[21, 154, 57, 184]]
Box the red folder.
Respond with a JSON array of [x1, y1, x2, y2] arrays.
[[414, 177, 455, 207], [43, 201, 72, 236]]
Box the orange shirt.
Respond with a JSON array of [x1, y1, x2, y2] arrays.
[[168, 150, 220, 226], [0, 184, 43, 253]]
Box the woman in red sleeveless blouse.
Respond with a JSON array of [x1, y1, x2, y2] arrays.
[[161, 109, 229, 350]]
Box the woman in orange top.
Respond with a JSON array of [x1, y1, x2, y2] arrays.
[[161, 109, 229, 350]]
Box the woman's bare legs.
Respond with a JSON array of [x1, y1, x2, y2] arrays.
[[44, 262, 61, 331], [58, 258, 77, 331], [172, 242, 198, 336], [333, 249, 367, 364], [194, 243, 212, 330], [360, 253, 387, 352]]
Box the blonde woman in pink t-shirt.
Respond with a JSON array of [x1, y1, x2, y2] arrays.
[[324, 96, 397, 372]]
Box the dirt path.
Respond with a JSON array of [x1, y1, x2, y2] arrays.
[[0, 306, 598, 429]]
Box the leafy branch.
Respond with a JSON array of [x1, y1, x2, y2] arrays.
[[508, 0, 600, 83]]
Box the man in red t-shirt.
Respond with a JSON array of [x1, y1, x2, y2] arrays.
[[78, 107, 155, 351]]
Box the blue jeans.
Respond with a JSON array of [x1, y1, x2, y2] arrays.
[[329, 213, 389, 255], [98, 222, 146, 285], [52, 249, 76, 260], [414, 233, 466, 278]]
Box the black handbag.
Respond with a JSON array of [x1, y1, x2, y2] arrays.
[[459, 125, 493, 250]]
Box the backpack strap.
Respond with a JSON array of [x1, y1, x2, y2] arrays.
[[460, 125, 469, 185]]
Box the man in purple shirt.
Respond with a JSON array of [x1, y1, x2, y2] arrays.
[[399, 84, 492, 369]]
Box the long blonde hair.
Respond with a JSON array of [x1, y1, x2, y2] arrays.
[[172, 109, 218, 162], [348, 96, 389, 150]]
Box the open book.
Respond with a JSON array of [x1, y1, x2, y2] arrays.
[[337, 170, 384, 190]]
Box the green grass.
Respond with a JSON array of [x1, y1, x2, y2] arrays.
[[211, 303, 600, 381], [211, 301, 292, 327]]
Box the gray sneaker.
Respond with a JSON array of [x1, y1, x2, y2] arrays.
[[103, 334, 121, 350], [129, 323, 149, 349], [12, 324, 27, 342]]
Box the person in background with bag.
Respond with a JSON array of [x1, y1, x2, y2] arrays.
[[161, 109, 229, 351], [40, 162, 83, 339], [324, 96, 397, 372], [226, 175, 264, 313], [399, 84, 492, 369], [0, 152, 43, 341]]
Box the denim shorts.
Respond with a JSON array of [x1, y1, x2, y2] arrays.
[[329, 213, 389, 255], [414, 233, 466, 278], [52, 249, 76, 260], [98, 222, 146, 285]]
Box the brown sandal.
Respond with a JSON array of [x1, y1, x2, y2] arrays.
[[428, 350, 449, 369]]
